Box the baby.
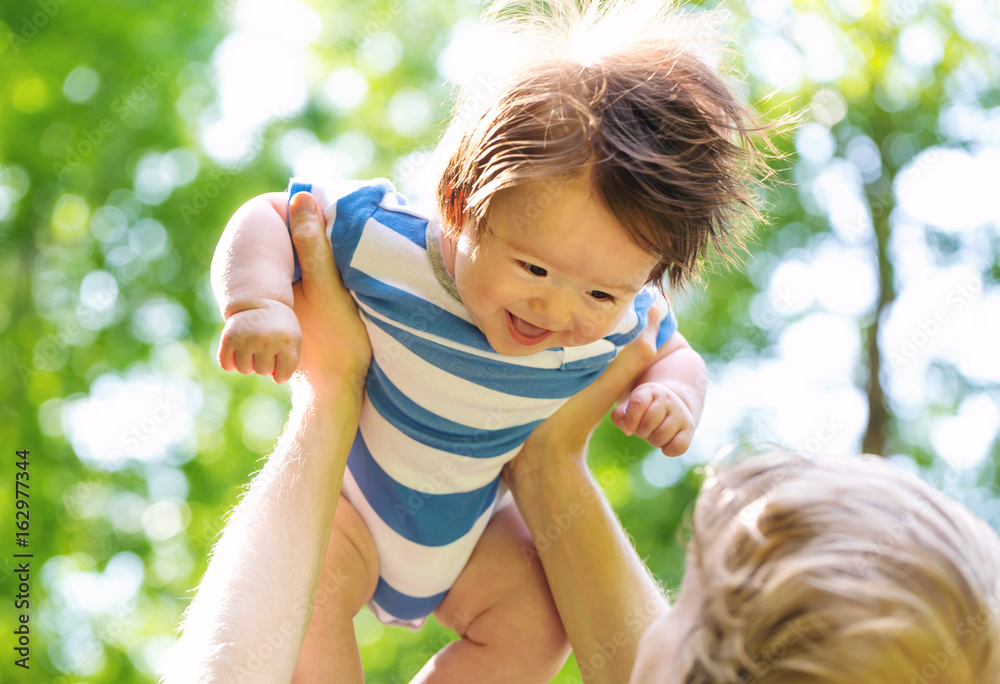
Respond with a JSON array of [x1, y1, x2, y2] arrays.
[[211, 0, 768, 680]]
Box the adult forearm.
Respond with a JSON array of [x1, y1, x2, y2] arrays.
[[509, 456, 667, 684], [164, 379, 361, 684]]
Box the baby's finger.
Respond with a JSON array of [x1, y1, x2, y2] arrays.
[[620, 389, 654, 436], [634, 401, 668, 441], [612, 400, 633, 435], [647, 412, 682, 447], [218, 337, 236, 372], [253, 350, 277, 378], [272, 347, 299, 384], [659, 425, 693, 457], [611, 403, 627, 430], [234, 347, 256, 375]]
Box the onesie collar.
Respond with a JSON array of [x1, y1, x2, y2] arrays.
[[426, 218, 463, 304]]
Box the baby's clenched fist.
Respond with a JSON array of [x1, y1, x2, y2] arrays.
[[611, 382, 695, 457], [218, 299, 302, 384]]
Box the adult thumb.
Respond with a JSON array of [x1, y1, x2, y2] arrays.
[[288, 191, 336, 298]]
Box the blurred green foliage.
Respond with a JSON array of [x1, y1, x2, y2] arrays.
[[1, 0, 998, 681]]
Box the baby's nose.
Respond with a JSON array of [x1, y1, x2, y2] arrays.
[[529, 293, 574, 327]]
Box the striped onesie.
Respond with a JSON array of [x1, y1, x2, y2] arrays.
[[288, 178, 677, 627]]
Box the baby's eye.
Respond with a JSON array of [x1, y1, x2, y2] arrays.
[[518, 261, 547, 277], [589, 290, 617, 304]]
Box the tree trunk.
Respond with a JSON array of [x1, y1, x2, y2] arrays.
[[862, 187, 896, 456]]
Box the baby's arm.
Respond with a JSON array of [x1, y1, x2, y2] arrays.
[[211, 192, 302, 383], [610, 331, 707, 457]]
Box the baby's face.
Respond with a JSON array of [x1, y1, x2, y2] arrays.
[[447, 176, 659, 357]]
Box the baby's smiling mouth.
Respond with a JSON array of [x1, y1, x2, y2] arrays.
[[506, 311, 554, 345]]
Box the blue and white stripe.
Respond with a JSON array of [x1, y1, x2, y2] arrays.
[[288, 178, 677, 625]]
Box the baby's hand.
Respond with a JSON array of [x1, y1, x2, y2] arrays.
[[611, 382, 695, 457], [218, 299, 302, 384]]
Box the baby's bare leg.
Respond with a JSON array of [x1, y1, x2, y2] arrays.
[[292, 495, 379, 684], [411, 503, 570, 683]]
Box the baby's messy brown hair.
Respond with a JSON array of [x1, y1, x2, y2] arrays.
[[437, 0, 780, 291]]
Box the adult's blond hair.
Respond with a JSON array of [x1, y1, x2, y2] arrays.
[[436, 0, 778, 291], [676, 450, 1000, 683]]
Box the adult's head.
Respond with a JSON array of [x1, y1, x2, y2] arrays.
[[632, 450, 1000, 683]]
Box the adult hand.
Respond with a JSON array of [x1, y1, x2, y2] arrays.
[[506, 307, 662, 483], [288, 191, 372, 389], [166, 192, 371, 684], [501, 307, 668, 684]]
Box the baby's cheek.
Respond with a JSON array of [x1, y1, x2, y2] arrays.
[[466, 283, 497, 313], [567, 325, 611, 348], [462, 285, 504, 331], [576, 308, 627, 342]]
